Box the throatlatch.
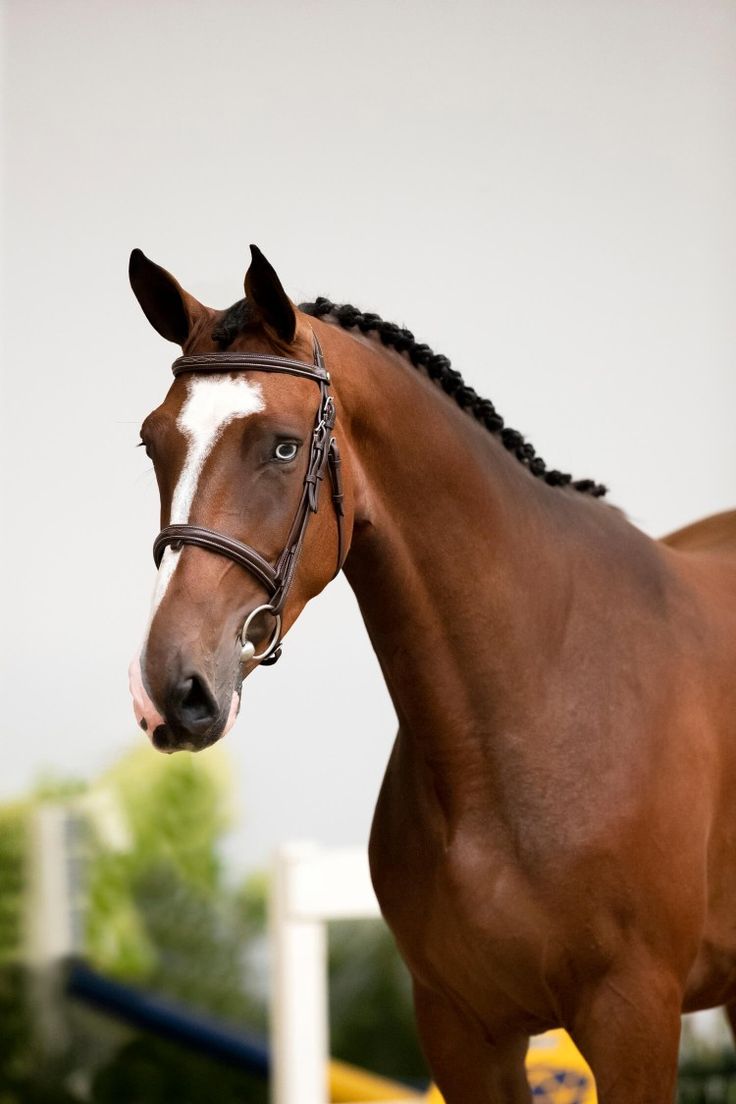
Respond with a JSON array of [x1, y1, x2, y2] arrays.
[[152, 334, 345, 666]]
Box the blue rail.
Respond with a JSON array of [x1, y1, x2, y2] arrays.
[[66, 959, 270, 1076]]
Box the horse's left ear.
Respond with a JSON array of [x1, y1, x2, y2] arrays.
[[244, 245, 297, 344]]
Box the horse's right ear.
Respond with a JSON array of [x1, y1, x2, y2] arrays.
[[128, 249, 206, 346]]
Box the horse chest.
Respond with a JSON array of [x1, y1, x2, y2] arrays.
[[369, 739, 562, 1027]]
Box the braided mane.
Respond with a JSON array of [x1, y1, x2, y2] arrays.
[[213, 296, 607, 498]]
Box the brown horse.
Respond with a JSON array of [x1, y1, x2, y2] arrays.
[[128, 246, 736, 1102]]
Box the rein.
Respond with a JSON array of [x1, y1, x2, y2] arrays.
[[152, 335, 345, 666]]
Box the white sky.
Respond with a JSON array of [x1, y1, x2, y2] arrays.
[[2, 0, 735, 875]]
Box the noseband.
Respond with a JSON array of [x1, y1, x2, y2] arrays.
[[152, 335, 345, 666]]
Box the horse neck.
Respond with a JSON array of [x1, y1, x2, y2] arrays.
[[327, 323, 594, 753]]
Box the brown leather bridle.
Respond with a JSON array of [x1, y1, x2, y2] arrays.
[[152, 335, 345, 666]]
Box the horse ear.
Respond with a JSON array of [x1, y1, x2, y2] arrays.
[[244, 245, 297, 344], [129, 248, 206, 346]]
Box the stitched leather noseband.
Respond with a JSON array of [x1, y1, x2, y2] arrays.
[[152, 335, 345, 666]]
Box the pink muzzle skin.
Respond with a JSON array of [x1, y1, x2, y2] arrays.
[[128, 654, 240, 752]]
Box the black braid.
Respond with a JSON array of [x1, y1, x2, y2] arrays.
[[300, 297, 607, 498]]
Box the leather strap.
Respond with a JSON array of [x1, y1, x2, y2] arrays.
[[153, 524, 278, 594], [172, 352, 330, 383], [328, 438, 345, 572]]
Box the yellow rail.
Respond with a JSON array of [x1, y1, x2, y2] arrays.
[[329, 1058, 423, 1101]]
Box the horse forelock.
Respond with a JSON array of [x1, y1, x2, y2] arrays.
[[211, 298, 260, 349]]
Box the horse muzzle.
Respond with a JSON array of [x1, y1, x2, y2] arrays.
[[128, 654, 240, 753]]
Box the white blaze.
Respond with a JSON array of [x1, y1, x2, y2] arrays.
[[150, 375, 265, 613]]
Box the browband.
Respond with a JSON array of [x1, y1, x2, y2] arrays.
[[172, 351, 330, 383]]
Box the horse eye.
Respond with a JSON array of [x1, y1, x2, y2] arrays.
[[273, 441, 298, 462]]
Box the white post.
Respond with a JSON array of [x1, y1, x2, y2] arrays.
[[270, 842, 330, 1104], [26, 804, 78, 966], [270, 842, 384, 1104], [26, 789, 127, 969], [25, 804, 81, 1055]]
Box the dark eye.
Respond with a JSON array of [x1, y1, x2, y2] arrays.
[[138, 438, 152, 459], [273, 441, 299, 462]]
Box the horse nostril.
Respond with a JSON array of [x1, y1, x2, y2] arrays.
[[162, 670, 222, 744], [175, 675, 217, 727]]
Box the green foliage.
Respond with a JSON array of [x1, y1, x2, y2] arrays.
[[0, 748, 270, 1102], [83, 748, 260, 1027], [678, 1061, 736, 1104], [236, 871, 270, 933], [32, 777, 88, 803], [130, 861, 262, 1026], [107, 748, 227, 893], [0, 964, 34, 1095], [85, 750, 225, 981], [0, 964, 82, 1104], [88, 1035, 269, 1104], [328, 918, 427, 1083], [84, 846, 156, 982], [0, 805, 27, 965]]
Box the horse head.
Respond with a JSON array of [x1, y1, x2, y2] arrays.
[[128, 247, 350, 752]]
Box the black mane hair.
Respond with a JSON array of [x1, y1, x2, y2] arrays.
[[211, 299, 259, 346], [213, 296, 607, 498]]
